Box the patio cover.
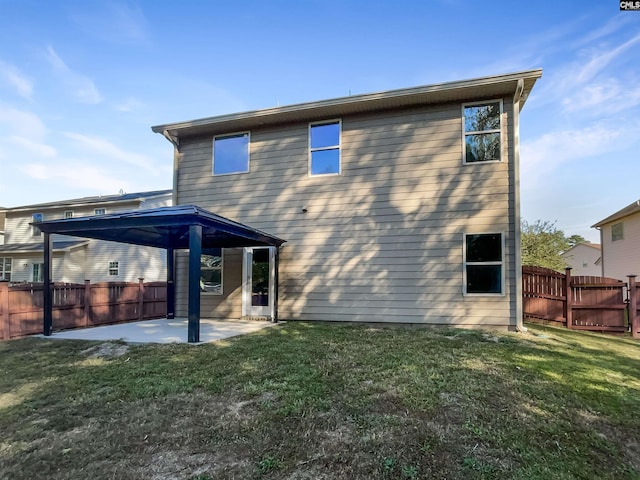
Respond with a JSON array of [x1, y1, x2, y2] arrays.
[[34, 205, 286, 343]]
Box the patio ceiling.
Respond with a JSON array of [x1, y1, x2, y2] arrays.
[[34, 205, 285, 249]]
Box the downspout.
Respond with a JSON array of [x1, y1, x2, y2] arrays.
[[513, 79, 527, 333], [162, 130, 180, 207]]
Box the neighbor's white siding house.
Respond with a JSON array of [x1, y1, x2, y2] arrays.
[[593, 199, 640, 281], [0, 190, 171, 284], [153, 70, 542, 329], [561, 243, 601, 277]]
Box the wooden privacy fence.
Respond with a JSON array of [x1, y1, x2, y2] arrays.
[[0, 279, 167, 340], [523, 266, 640, 337]]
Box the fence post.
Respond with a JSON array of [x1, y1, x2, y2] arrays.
[[628, 275, 638, 338], [138, 278, 144, 321], [83, 280, 91, 327], [564, 267, 573, 329], [0, 281, 9, 340]]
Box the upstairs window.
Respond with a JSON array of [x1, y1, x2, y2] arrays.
[[94, 208, 106, 216], [201, 249, 223, 295], [108, 261, 119, 276], [64, 210, 74, 219], [463, 101, 502, 163], [213, 132, 250, 175], [611, 222, 624, 242], [464, 233, 503, 295], [0, 257, 11, 281], [310, 120, 341, 175], [32, 213, 43, 236]]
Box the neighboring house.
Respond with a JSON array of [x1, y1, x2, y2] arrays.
[[561, 243, 601, 276], [152, 69, 542, 329], [0, 190, 171, 283], [592, 199, 640, 281], [0, 209, 5, 245]]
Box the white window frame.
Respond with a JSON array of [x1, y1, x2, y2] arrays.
[[32, 263, 44, 282], [611, 222, 624, 242], [32, 213, 43, 237], [462, 99, 503, 165], [463, 232, 505, 296], [0, 257, 12, 281], [64, 210, 74, 219], [212, 131, 250, 176], [201, 250, 224, 296], [108, 261, 119, 276], [309, 119, 342, 176], [94, 208, 106, 216]]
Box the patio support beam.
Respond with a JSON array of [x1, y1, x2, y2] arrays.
[[188, 224, 202, 343], [43, 232, 53, 336], [166, 247, 175, 319]]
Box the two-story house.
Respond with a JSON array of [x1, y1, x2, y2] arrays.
[[0, 190, 171, 283], [592, 199, 640, 281], [560, 243, 601, 277], [150, 70, 542, 330]]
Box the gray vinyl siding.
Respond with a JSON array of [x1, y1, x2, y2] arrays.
[[176, 100, 517, 327]]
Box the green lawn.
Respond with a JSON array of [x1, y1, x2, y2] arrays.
[[0, 322, 638, 479]]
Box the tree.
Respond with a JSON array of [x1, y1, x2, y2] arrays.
[[566, 234, 589, 248], [521, 220, 569, 271]]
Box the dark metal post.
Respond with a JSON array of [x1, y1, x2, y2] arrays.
[[166, 247, 175, 319], [188, 225, 202, 343], [273, 246, 279, 323], [43, 232, 53, 336]]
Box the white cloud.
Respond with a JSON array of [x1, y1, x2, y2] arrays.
[[0, 61, 33, 99], [45, 46, 102, 104], [70, 3, 150, 45], [22, 161, 136, 193], [521, 123, 636, 184], [115, 97, 144, 112], [562, 78, 640, 115], [574, 32, 640, 84], [0, 105, 48, 139], [8, 136, 56, 158], [63, 132, 157, 171]]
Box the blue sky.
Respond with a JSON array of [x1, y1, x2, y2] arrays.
[[0, 0, 638, 242]]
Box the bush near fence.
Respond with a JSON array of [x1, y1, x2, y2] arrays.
[[0, 279, 167, 340], [523, 266, 639, 337]]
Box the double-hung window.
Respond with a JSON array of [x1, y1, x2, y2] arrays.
[[32, 263, 44, 283], [611, 222, 623, 242], [213, 132, 250, 175], [200, 249, 223, 295], [64, 211, 74, 219], [463, 100, 502, 163], [108, 261, 119, 276], [32, 213, 43, 236], [0, 257, 12, 281], [309, 120, 341, 175], [464, 233, 504, 295], [94, 208, 106, 216]]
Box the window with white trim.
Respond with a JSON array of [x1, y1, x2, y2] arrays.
[[200, 250, 223, 295], [94, 208, 106, 216], [213, 132, 250, 175], [464, 233, 503, 294], [309, 120, 341, 175], [64, 210, 74, 219], [611, 222, 623, 242], [32, 213, 43, 236], [108, 261, 119, 276], [0, 257, 12, 281], [32, 263, 44, 283], [463, 101, 502, 163]]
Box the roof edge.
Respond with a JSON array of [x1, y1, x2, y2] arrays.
[[592, 199, 640, 228], [151, 69, 543, 135]]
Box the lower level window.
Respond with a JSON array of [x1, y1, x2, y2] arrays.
[[32, 263, 44, 282], [0, 257, 12, 281], [464, 233, 503, 294], [108, 261, 119, 276], [201, 250, 223, 294]]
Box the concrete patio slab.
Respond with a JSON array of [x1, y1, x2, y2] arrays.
[[43, 318, 282, 344]]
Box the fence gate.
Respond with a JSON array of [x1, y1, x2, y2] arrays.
[[523, 266, 638, 336]]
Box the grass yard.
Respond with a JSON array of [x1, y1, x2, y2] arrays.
[[0, 322, 638, 479]]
